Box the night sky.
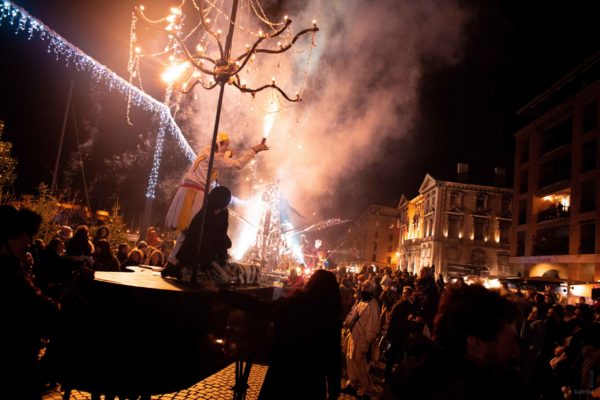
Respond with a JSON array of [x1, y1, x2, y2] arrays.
[[1, 0, 599, 227]]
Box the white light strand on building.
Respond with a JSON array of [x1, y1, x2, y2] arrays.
[[0, 1, 196, 199], [146, 112, 167, 199]]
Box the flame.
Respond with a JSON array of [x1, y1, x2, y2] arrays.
[[262, 98, 280, 138], [161, 62, 189, 83]]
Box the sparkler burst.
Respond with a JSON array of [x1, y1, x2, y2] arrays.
[[262, 96, 280, 139], [230, 194, 266, 260]]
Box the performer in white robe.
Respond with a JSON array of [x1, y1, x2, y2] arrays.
[[164, 132, 268, 266], [343, 280, 381, 398]]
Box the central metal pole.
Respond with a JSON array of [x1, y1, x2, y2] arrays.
[[51, 80, 74, 196], [191, 0, 240, 283]]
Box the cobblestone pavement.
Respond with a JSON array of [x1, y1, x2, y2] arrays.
[[339, 361, 385, 400], [44, 362, 385, 400], [43, 363, 267, 400]]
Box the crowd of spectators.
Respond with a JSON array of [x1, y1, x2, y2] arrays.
[[2, 203, 600, 399], [274, 262, 600, 399]]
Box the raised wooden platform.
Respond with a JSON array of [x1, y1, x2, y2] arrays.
[[96, 267, 273, 297], [96, 268, 185, 291], [54, 268, 273, 397]]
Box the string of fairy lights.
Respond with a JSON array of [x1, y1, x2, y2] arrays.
[[128, 0, 319, 265], [2, 0, 327, 267], [1, 0, 317, 207], [0, 1, 196, 199], [129, 0, 317, 108], [128, 0, 317, 207]]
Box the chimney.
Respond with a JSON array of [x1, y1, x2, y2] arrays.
[[494, 167, 507, 187], [457, 163, 469, 183]]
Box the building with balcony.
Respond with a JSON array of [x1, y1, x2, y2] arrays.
[[511, 52, 600, 282], [398, 168, 513, 278], [342, 205, 400, 269]]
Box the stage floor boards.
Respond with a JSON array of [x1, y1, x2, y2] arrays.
[[95, 268, 186, 292], [95, 267, 273, 297]]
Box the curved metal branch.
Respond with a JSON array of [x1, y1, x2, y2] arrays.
[[180, 79, 201, 94], [227, 18, 293, 78], [192, 54, 217, 64], [230, 23, 317, 79], [201, 80, 219, 90], [171, 34, 217, 75], [196, 0, 225, 61], [235, 19, 293, 63], [179, 79, 218, 94], [268, 17, 293, 38], [232, 36, 267, 76], [232, 80, 300, 102], [251, 27, 318, 56]]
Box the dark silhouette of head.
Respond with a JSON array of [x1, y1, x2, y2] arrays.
[[94, 239, 113, 260], [47, 237, 64, 254], [207, 186, 232, 211], [0, 205, 42, 258], [95, 226, 110, 239], [303, 269, 341, 317], [0, 205, 41, 242], [72, 225, 90, 242], [433, 284, 519, 370]]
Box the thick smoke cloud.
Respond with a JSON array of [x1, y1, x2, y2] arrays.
[[175, 0, 469, 221]]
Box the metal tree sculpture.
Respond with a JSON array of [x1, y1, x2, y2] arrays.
[[133, 0, 318, 281]]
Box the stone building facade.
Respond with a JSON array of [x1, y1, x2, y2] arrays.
[[398, 173, 513, 278], [343, 205, 400, 269]]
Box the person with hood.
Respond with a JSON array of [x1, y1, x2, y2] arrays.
[[164, 132, 268, 268], [162, 186, 233, 284]]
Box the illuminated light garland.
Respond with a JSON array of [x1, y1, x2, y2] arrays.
[[0, 1, 196, 199], [146, 111, 167, 199]]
